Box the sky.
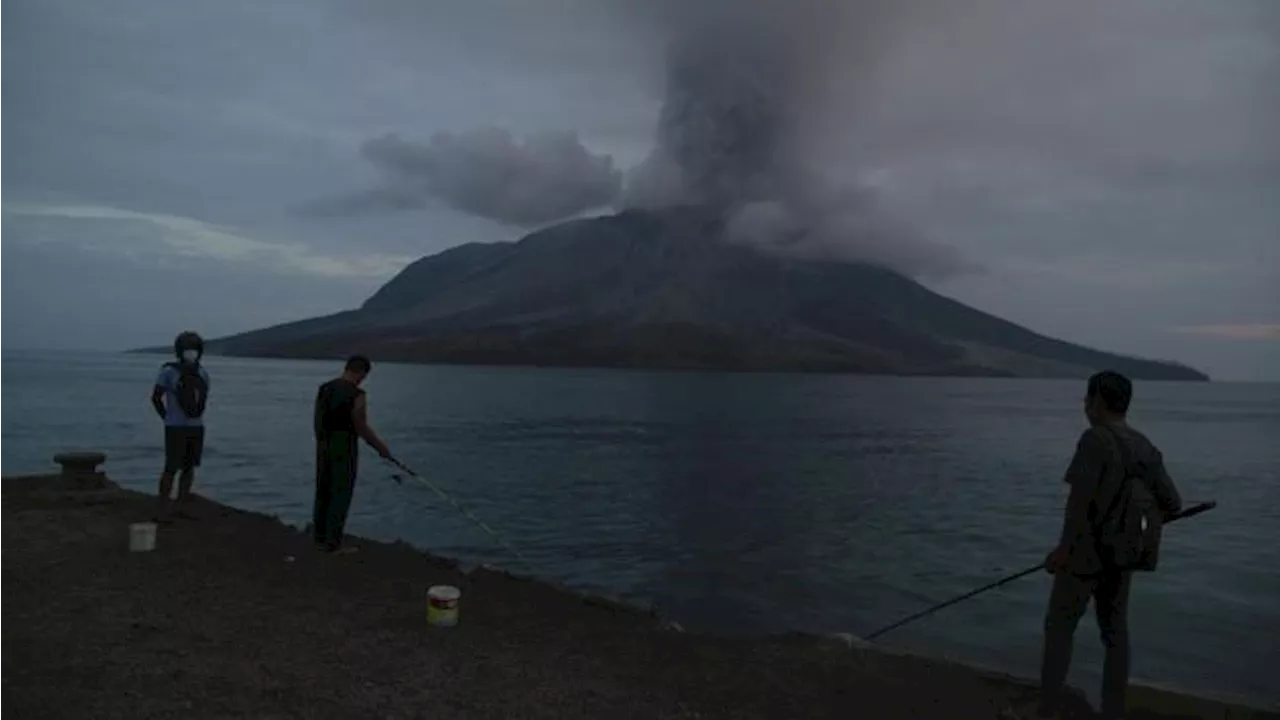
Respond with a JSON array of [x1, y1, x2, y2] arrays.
[[3, 0, 1278, 380]]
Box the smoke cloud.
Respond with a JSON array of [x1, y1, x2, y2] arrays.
[[340, 129, 624, 227], [724, 188, 977, 281], [631, 0, 891, 208], [622, 0, 970, 277], [328, 0, 972, 278]]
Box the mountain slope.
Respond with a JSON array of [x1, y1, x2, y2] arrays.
[[186, 208, 1207, 380]]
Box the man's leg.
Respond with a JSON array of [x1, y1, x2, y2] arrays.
[[156, 427, 179, 522], [174, 427, 204, 518], [314, 447, 333, 548], [1040, 572, 1094, 715], [175, 469, 196, 514], [326, 453, 358, 552], [1095, 571, 1133, 720], [156, 471, 176, 520], [177, 467, 196, 499]]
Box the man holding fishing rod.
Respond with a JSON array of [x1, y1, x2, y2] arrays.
[[1038, 371, 1183, 719], [313, 355, 392, 554]]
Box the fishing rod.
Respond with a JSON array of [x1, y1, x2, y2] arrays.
[[385, 456, 537, 573], [862, 500, 1218, 642]]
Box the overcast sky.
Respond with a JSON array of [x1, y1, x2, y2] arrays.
[[4, 0, 1278, 380]]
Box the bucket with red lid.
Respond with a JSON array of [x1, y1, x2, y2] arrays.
[[427, 585, 461, 627]]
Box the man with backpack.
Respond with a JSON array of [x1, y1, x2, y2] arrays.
[[1038, 371, 1183, 720], [150, 330, 211, 522]]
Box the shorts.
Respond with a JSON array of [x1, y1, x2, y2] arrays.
[[164, 425, 206, 473]]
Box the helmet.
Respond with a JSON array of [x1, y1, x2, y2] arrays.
[[174, 331, 205, 359]]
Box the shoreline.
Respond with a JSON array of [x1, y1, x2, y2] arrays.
[[120, 348, 1211, 382], [4, 471, 1272, 719]]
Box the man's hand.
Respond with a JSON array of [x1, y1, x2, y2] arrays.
[[1044, 545, 1071, 575], [376, 443, 392, 460]]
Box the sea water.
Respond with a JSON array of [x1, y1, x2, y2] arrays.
[[3, 350, 1277, 707]]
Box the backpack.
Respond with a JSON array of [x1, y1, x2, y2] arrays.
[[1094, 426, 1164, 572], [164, 362, 208, 419]]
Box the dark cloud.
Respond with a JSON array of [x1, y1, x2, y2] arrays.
[[334, 129, 624, 227]]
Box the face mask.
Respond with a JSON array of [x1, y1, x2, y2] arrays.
[[181, 349, 200, 363]]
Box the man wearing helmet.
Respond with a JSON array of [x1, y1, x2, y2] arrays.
[[150, 331, 212, 522]]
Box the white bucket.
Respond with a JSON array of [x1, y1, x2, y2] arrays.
[[129, 522, 157, 552], [427, 585, 461, 627]]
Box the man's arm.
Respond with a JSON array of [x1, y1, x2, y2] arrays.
[[314, 386, 326, 440], [1056, 430, 1105, 553], [150, 367, 170, 420], [1147, 448, 1183, 517], [352, 394, 391, 458], [150, 386, 167, 419]]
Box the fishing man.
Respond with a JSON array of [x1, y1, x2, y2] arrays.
[[313, 355, 392, 554], [1039, 371, 1183, 719], [150, 330, 211, 522]]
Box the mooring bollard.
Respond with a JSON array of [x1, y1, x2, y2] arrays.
[[52, 451, 108, 490]]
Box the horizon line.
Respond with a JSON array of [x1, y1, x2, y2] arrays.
[[1, 347, 1276, 384]]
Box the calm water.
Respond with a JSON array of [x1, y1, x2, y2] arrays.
[[3, 351, 1278, 707]]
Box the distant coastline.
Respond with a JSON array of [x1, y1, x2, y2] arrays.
[[123, 345, 1210, 381]]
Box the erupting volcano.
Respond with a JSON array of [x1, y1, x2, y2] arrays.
[[174, 0, 1206, 380]]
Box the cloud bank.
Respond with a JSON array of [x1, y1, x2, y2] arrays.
[[1169, 324, 1280, 341], [316, 129, 623, 228], [3, 202, 413, 278]]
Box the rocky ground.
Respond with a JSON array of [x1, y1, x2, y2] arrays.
[[3, 475, 1265, 719]]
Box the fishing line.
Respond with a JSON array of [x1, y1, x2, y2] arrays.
[[385, 457, 1217, 645], [386, 456, 536, 574]]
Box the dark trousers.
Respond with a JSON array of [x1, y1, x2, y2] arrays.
[[1041, 569, 1133, 719], [314, 440, 358, 550]]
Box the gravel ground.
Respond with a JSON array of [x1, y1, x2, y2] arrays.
[[2, 475, 1227, 720]]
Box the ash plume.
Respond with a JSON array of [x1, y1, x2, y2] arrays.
[[623, 0, 970, 277], [625, 0, 884, 209], [649, 26, 795, 207], [326, 0, 973, 279]]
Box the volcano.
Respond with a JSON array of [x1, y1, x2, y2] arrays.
[[186, 208, 1206, 380]]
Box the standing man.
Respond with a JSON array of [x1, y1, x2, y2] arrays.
[[151, 331, 211, 522], [1038, 371, 1183, 719], [313, 355, 391, 554]]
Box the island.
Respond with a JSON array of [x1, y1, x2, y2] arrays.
[[134, 207, 1208, 381]]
